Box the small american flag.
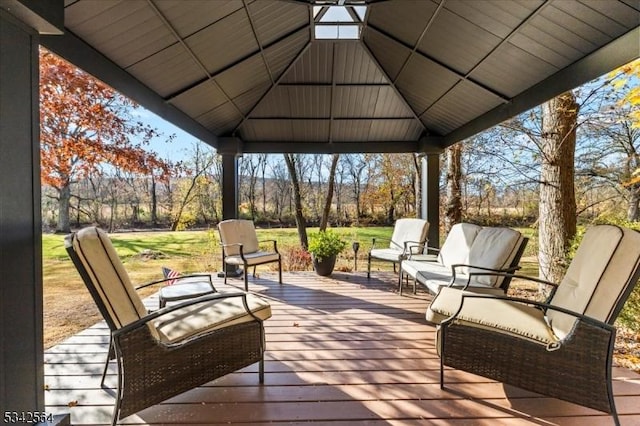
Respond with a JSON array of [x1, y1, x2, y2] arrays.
[[162, 266, 180, 286]]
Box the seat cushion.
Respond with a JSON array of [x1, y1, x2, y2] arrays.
[[401, 259, 450, 281], [549, 225, 640, 339], [427, 287, 558, 346], [389, 218, 429, 250], [466, 227, 523, 287], [370, 247, 404, 262], [159, 281, 216, 303], [417, 270, 496, 295], [218, 219, 260, 255], [152, 293, 272, 343], [437, 223, 482, 268], [224, 250, 280, 266]]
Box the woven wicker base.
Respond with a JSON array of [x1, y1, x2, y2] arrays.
[[440, 319, 616, 415], [116, 320, 264, 420]]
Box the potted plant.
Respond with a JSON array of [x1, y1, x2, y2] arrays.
[[308, 229, 347, 276]]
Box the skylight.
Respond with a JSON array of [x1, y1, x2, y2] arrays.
[[313, 4, 367, 40]]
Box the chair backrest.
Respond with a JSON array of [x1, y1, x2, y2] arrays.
[[549, 225, 640, 339], [218, 219, 260, 255], [65, 227, 149, 333], [438, 223, 482, 267], [389, 218, 429, 251], [467, 227, 524, 287]]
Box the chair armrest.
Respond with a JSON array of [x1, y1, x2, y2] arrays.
[[135, 273, 216, 291], [449, 263, 520, 285], [402, 240, 426, 256], [370, 237, 391, 250], [113, 291, 261, 338], [258, 239, 279, 253], [463, 271, 558, 300]]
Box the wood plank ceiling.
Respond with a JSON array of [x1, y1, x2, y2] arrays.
[[45, 0, 640, 153]]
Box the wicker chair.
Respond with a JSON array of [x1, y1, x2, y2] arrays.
[[426, 224, 640, 426], [65, 227, 272, 426], [367, 218, 429, 278], [218, 219, 282, 291]]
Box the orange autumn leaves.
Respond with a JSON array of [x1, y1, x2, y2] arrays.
[[39, 48, 173, 191]]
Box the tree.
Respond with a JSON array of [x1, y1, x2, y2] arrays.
[[444, 144, 463, 233], [342, 154, 367, 220], [284, 154, 308, 249], [580, 103, 640, 220], [538, 91, 578, 283], [239, 154, 266, 220], [170, 143, 214, 231], [39, 48, 172, 232], [319, 154, 339, 231], [613, 59, 640, 124]]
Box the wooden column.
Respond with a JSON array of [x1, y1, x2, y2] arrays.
[[420, 152, 441, 249], [0, 1, 62, 416], [218, 137, 243, 220]]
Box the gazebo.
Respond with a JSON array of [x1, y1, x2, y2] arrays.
[[1, 0, 638, 419]]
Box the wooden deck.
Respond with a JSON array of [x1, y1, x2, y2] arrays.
[[44, 271, 640, 425]]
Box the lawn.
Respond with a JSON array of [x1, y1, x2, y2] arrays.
[[42, 226, 393, 348]]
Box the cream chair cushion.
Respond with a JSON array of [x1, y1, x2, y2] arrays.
[[466, 227, 523, 287], [427, 287, 558, 346], [369, 248, 407, 262], [218, 219, 280, 266], [73, 227, 149, 329], [152, 293, 272, 343], [224, 251, 280, 266], [370, 218, 429, 262], [437, 223, 482, 267], [548, 225, 640, 339], [401, 258, 450, 281], [388, 218, 429, 251], [218, 219, 260, 255], [408, 226, 523, 293]]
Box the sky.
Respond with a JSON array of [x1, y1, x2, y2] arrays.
[[133, 107, 209, 162]]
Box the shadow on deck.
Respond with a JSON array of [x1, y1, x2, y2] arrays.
[[44, 271, 640, 425]]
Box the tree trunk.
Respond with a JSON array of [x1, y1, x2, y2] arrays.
[[57, 184, 71, 233], [284, 154, 308, 249], [445, 144, 463, 234], [538, 91, 578, 283], [387, 189, 395, 224], [627, 185, 640, 221], [320, 154, 339, 231], [150, 175, 158, 226]]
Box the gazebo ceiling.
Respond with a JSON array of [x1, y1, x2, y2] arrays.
[[42, 0, 640, 154]]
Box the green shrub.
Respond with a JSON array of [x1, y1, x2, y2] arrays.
[[308, 229, 347, 262]]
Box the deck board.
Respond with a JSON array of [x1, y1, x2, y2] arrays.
[[44, 271, 640, 425]]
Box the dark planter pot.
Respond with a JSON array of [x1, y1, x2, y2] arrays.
[[312, 254, 337, 276]]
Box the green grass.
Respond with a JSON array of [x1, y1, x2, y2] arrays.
[[42, 227, 393, 262]]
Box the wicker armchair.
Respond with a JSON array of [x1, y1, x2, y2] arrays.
[[218, 219, 282, 291], [65, 227, 272, 426], [367, 218, 429, 278], [426, 224, 640, 426]]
